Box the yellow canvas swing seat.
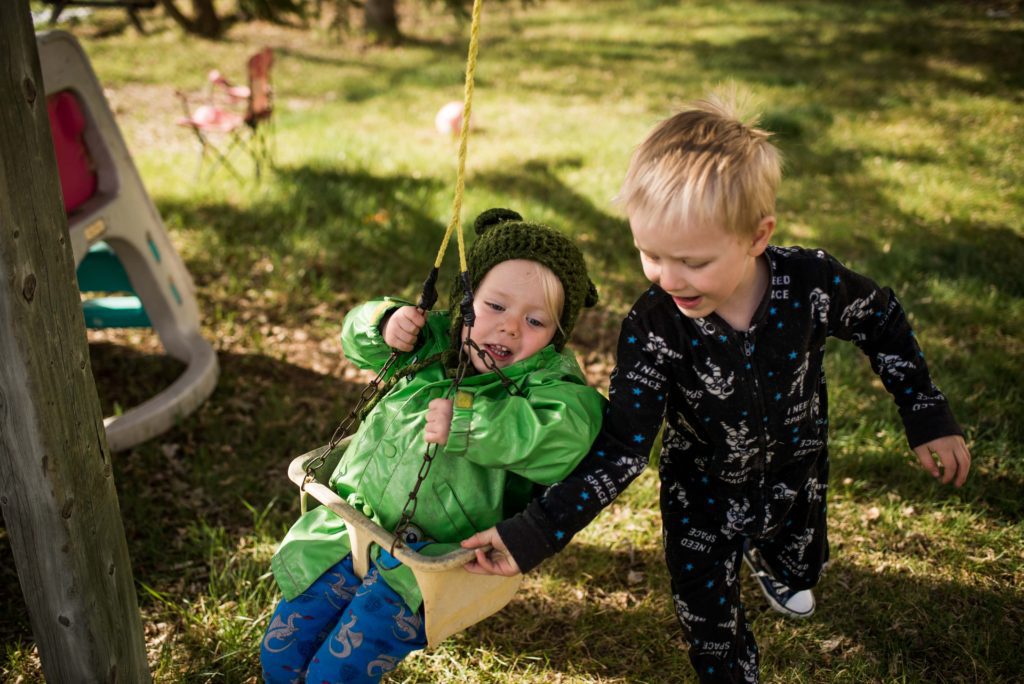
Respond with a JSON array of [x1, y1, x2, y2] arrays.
[[289, 440, 523, 647]]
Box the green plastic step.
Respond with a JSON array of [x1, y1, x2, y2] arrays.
[[82, 296, 151, 328], [77, 241, 135, 293]]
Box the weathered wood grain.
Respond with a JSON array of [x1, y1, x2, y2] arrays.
[[0, 2, 150, 680]]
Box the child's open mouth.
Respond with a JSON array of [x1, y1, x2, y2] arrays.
[[673, 295, 703, 310], [483, 343, 513, 361]]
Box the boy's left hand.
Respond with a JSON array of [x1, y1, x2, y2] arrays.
[[424, 398, 454, 445], [461, 527, 521, 576], [912, 435, 971, 487]]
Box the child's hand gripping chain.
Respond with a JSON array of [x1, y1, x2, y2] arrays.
[[424, 398, 454, 445], [383, 305, 427, 351], [383, 306, 457, 445]]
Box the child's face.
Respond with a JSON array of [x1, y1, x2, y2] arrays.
[[462, 259, 561, 373], [630, 209, 772, 322]]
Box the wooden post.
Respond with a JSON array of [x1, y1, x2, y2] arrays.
[[0, 2, 151, 681]]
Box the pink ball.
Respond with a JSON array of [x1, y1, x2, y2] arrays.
[[435, 101, 464, 136]]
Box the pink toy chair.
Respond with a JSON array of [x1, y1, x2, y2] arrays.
[[177, 48, 274, 181]]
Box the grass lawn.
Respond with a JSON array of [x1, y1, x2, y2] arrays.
[[3, 0, 1022, 681]]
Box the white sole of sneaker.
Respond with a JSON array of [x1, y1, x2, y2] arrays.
[[743, 555, 816, 619]]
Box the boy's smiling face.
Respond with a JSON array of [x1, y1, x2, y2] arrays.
[[630, 208, 774, 326], [462, 259, 562, 373]]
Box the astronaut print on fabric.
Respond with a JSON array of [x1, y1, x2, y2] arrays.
[[667, 479, 691, 509], [673, 594, 708, 626], [788, 354, 810, 398], [642, 331, 686, 365], [722, 421, 758, 467], [663, 424, 693, 453], [696, 358, 736, 400], [717, 602, 739, 632], [911, 384, 949, 412], [808, 287, 830, 324], [876, 352, 916, 382], [772, 481, 797, 501], [721, 498, 755, 539], [805, 476, 827, 503], [839, 291, 877, 329], [717, 420, 758, 484], [784, 528, 817, 562], [722, 550, 739, 586]]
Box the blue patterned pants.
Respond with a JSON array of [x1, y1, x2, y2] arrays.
[[260, 556, 427, 683]]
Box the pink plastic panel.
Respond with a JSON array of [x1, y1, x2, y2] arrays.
[[47, 90, 97, 213]]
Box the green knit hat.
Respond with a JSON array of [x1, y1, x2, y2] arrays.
[[449, 208, 599, 351]]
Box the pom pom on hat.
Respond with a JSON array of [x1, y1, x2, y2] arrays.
[[474, 208, 523, 233], [450, 208, 598, 351]]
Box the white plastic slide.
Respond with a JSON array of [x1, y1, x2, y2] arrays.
[[37, 30, 219, 451]]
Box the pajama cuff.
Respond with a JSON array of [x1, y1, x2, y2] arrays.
[[497, 500, 559, 574]]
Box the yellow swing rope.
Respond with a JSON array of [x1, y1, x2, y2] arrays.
[[432, 0, 484, 274], [304, 0, 487, 489]]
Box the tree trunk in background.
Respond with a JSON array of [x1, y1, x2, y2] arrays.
[[0, 3, 151, 681], [159, 0, 222, 38], [364, 0, 400, 43]]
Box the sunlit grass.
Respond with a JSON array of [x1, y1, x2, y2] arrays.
[[3, 0, 1022, 681]]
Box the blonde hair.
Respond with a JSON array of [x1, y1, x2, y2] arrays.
[[532, 261, 565, 336], [618, 89, 782, 236]]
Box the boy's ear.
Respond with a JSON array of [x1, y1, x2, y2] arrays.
[[748, 216, 775, 256]]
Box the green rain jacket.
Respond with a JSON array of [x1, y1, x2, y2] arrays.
[[271, 297, 605, 611]]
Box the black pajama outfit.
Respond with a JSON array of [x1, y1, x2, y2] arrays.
[[499, 246, 962, 684]]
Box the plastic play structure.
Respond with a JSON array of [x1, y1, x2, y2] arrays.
[[38, 30, 218, 452]]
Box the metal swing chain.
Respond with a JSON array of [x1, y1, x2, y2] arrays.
[[388, 340, 472, 552], [388, 324, 524, 553], [306, 0, 493, 559], [388, 0, 490, 551], [464, 338, 524, 397]]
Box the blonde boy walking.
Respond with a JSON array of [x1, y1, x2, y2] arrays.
[[462, 95, 971, 683]]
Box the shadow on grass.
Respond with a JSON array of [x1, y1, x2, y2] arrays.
[[275, 43, 480, 102], [157, 159, 644, 313], [472, 157, 639, 289], [688, 16, 1023, 104], [158, 164, 453, 309], [462, 543, 690, 682], [0, 338, 360, 646], [753, 557, 1024, 681], [104, 345, 362, 561], [466, 541, 1023, 682]]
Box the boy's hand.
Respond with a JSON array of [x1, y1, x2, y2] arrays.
[[424, 398, 454, 445], [382, 306, 426, 351], [913, 435, 971, 487], [461, 527, 521, 576]]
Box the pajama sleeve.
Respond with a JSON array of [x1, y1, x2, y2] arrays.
[[498, 304, 671, 572], [823, 252, 962, 448]]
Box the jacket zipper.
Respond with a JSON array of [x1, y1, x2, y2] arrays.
[[739, 328, 772, 536]]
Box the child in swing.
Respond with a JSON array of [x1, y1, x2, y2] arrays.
[[260, 208, 604, 683], [462, 94, 971, 683]]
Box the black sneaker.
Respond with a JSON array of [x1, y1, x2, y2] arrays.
[[743, 544, 815, 618]]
